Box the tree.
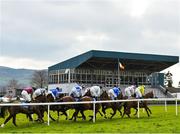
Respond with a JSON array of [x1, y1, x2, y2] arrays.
[[164, 71, 173, 87], [7, 79, 21, 89], [31, 70, 48, 88], [5, 79, 22, 97]]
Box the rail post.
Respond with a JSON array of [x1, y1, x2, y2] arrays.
[[47, 104, 50, 126], [165, 100, 167, 112], [93, 101, 96, 123], [176, 99, 178, 116], [138, 100, 140, 118]]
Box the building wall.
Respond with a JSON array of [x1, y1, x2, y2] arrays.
[[48, 68, 152, 87]]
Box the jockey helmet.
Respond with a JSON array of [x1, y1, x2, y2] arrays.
[[81, 84, 85, 89], [56, 87, 60, 91]]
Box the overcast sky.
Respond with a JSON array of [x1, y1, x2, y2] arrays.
[[0, 0, 180, 86]]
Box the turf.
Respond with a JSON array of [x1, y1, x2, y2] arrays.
[[0, 105, 180, 133]]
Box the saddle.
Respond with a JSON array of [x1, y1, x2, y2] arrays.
[[74, 98, 80, 102], [21, 102, 29, 109]]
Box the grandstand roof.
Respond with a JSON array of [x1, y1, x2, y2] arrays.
[[49, 50, 179, 73]]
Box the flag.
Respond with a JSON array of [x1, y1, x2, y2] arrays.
[[65, 69, 70, 74], [119, 62, 125, 70]]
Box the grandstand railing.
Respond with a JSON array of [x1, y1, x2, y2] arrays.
[[0, 98, 179, 126], [159, 85, 174, 98]]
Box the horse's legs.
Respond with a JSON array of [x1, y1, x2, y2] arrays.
[[98, 111, 103, 117], [73, 110, 79, 122], [69, 111, 75, 120], [57, 111, 60, 121], [125, 108, 131, 118], [12, 115, 17, 127], [147, 107, 152, 114], [144, 107, 150, 117], [80, 110, 86, 120], [123, 107, 131, 118], [36, 110, 44, 123], [49, 113, 56, 121], [28, 114, 33, 121], [89, 111, 97, 121], [134, 108, 138, 116], [69, 110, 78, 121], [102, 106, 107, 119], [117, 108, 123, 117], [45, 109, 56, 121], [62, 111, 68, 120], [1, 114, 13, 127], [122, 105, 126, 118], [122, 110, 125, 118], [110, 109, 117, 119]]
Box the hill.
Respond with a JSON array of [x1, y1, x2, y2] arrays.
[[0, 66, 36, 86]]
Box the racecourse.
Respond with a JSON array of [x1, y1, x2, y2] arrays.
[[0, 105, 180, 133]]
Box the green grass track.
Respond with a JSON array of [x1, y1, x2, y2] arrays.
[[0, 105, 180, 133]]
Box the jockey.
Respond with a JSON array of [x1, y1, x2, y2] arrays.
[[69, 85, 84, 100], [33, 88, 47, 99], [124, 85, 136, 99], [48, 87, 61, 100], [140, 85, 145, 96], [89, 86, 102, 101], [21, 87, 33, 102], [108, 86, 121, 100], [135, 85, 145, 99]]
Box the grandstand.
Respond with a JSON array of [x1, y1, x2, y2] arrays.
[[48, 50, 179, 98]]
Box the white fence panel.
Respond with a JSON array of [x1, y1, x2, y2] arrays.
[[0, 98, 179, 126]]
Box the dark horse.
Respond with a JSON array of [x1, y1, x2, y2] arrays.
[[34, 94, 57, 121], [70, 89, 102, 122], [46, 93, 74, 121], [0, 98, 44, 127], [122, 91, 154, 118], [100, 90, 123, 119]]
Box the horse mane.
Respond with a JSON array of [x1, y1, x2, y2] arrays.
[[117, 92, 123, 99], [100, 90, 110, 100], [83, 88, 91, 97]]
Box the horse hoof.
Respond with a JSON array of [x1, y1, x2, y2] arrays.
[[1, 124, 4, 128]]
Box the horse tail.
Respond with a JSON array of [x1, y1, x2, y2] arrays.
[[0, 106, 8, 118]]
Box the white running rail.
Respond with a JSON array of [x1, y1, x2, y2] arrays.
[[0, 98, 179, 125]]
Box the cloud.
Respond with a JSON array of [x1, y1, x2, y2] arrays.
[[0, 0, 179, 86], [0, 56, 53, 69]]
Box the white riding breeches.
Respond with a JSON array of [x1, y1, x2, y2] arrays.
[[21, 90, 31, 102]]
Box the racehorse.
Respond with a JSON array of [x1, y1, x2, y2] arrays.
[[46, 93, 74, 121], [70, 89, 102, 122], [34, 94, 56, 121], [0, 98, 44, 127], [122, 91, 154, 118], [100, 90, 123, 119]]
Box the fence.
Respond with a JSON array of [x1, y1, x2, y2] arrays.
[[0, 98, 179, 126]]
